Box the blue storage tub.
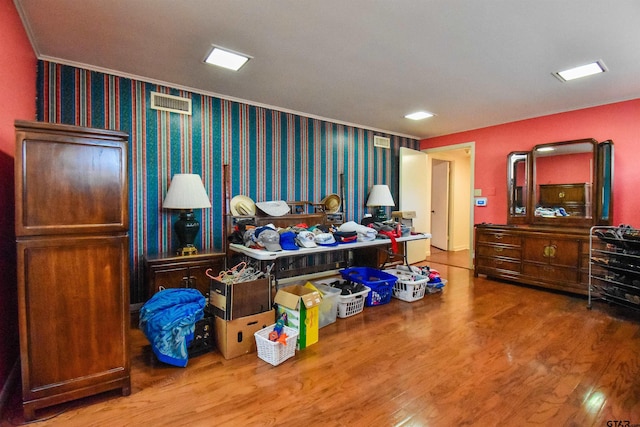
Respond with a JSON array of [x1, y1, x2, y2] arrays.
[[340, 267, 397, 306]]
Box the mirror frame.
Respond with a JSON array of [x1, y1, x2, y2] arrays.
[[507, 151, 531, 225], [596, 140, 614, 224], [531, 138, 597, 227]]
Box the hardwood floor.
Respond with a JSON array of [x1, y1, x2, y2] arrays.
[[3, 261, 640, 426], [425, 246, 471, 269]]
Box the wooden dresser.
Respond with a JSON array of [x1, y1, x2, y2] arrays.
[[15, 121, 131, 420], [474, 224, 590, 295]]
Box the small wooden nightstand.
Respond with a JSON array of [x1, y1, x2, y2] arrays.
[[144, 251, 226, 300]]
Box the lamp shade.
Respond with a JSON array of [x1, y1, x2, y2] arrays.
[[163, 174, 212, 209], [366, 185, 395, 207]]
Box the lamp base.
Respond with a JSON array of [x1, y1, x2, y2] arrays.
[[174, 210, 200, 256], [374, 206, 388, 222], [176, 245, 198, 256]]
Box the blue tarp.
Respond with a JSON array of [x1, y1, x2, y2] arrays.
[[139, 288, 206, 367]]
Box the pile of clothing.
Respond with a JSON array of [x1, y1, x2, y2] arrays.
[[139, 288, 206, 367]]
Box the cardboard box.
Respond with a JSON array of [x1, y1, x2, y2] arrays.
[[391, 211, 416, 231], [210, 277, 272, 320], [274, 284, 322, 350], [215, 309, 275, 359], [391, 210, 416, 219]]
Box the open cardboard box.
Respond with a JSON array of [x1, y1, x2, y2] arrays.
[[274, 284, 322, 350], [215, 309, 275, 359]]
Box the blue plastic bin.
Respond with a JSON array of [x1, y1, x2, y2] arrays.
[[340, 267, 397, 306]]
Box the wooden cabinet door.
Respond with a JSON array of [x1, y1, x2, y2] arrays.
[[15, 122, 128, 236], [17, 235, 130, 403], [145, 252, 226, 300]]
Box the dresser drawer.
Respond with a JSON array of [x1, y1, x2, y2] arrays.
[[476, 231, 521, 246], [476, 256, 521, 275], [522, 262, 578, 283], [476, 244, 521, 259]]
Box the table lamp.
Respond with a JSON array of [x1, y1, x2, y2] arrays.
[[366, 184, 395, 221], [163, 174, 212, 255]]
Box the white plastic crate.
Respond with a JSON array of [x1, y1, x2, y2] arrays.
[[386, 268, 430, 302], [254, 324, 299, 366], [313, 283, 342, 328], [336, 286, 371, 318]]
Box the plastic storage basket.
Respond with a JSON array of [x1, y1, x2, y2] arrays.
[[386, 268, 430, 302], [340, 267, 397, 307], [313, 283, 342, 327], [254, 324, 299, 366], [336, 286, 370, 318]]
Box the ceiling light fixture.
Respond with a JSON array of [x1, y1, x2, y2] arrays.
[[554, 60, 607, 82], [204, 46, 250, 71], [405, 111, 434, 120]]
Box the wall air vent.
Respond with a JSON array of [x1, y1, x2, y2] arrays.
[[150, 92, 192, 115], [373, 135, 391, 149]]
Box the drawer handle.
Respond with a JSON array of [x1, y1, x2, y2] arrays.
[[494, 247, 504, 252], [494, 234, 503, 240]]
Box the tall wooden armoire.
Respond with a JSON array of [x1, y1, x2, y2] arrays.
[[14, 121, 131, 420]]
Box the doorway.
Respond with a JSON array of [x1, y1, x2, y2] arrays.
[[423, 142, 475, 269], [431, 159, 450, 250]]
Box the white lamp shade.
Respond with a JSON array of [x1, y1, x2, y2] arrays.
[[366, 184, 395, 207], [163, 174, 212, 209]]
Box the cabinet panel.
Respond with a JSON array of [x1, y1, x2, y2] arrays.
[[18, 236, 129, 393], [522, 237, 580, 267], [145, 252, 226, 300], [15, 121, 128, 236]]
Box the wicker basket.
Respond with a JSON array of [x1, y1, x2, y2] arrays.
[[254, 324, 299, 366]]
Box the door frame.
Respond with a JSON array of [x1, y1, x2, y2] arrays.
[[423, 142, 475, 268]]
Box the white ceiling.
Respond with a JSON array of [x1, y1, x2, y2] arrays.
[[14, 0, 640, 139]]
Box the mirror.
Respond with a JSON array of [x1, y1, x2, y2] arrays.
[[507, 151, 529, 223], [532, 139, 596, 226], [597, 140, 614, 223]]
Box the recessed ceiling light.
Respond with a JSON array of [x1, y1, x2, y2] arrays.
[[554, 60, 607, 82], [405, 111, 434, 120], [204, 46, 250, 71]]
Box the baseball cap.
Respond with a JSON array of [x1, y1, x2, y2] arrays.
[[279, 231, 299, 250], [296, 230, 317, 248], [257, 229, 282, 251], [315, 232, 338, 246]]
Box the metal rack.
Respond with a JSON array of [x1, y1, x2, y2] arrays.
[[588, 225, 640, 310]]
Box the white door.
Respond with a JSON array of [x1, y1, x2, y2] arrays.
[[399, 147, 429, 264], [431, 160, 450, 250]]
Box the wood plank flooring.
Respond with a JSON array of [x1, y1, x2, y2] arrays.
[[2, 262, 640, 426], [425, 246, 471, 269]]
